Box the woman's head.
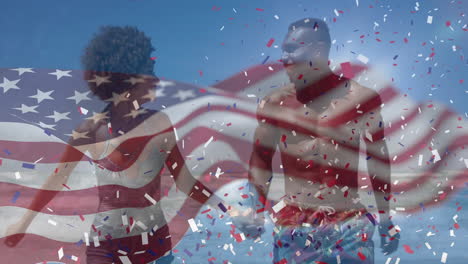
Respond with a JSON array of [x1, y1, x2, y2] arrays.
[[81, 26, 157, 100]]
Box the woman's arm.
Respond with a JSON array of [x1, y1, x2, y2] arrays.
[[160, 115, 227, 214]]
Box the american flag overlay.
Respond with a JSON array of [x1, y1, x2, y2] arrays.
[[0, 63, 467, 263]]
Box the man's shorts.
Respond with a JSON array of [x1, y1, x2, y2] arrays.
[[272, 205, 375, 264]]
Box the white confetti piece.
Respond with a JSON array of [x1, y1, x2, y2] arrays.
[[247, 94, 256, 98], [357, 54, 369, 64], [389, 225, 401, 236], [355, 0, 359, 7], [118, 250, 127, 255], [441, 252, 448, 263], [188, 218, 199, 232], [274, 15, 279, 20], [144, 193, 157, 205], [425, 242, 432, 249], [395, 258, 401, 264], [58, 247, 64, 260], [204, 136, 214, 148], [272, 200, 286, 213], [464, 159, 468, 168], [135, 221, 148, 230], [84, 232, 90, 246], [122, 215, 128, 226], [119, 256, 132, 264], [395, 207, 406, 211], [334, 9, 339, 16], [171, 162, 178, 170], [418, 155, 423, 166], [214, 167, 224, 178], [93, 236, 100, 247], [71, 255, 78, 261], [79, 107, 88, 115], [202, 189, 211, 198], [450, 229, 455, 237], [141, 232, 148, 245], [15, 171, 21, 179], [432, 149, 441, 163], [427, 16, 433, 24], [384, 258, 392, 264], [48, 219, 57, 226]]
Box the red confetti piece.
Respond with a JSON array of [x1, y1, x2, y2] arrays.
[[266, 38, 275, 47], [241, 194, 249, 199], [403, 245, 415, 254], [454, 223, 460, 229], [199, 71, 203, 76], [199, 88, 207, 93], [297, 74, 303, 80], [340, 62, 355, 78], [446, 21, 451, 27], [357, 251, 366, 260], [281, 134, 287, 142], [150, 57, 157, 60], [255, 8, 264, 11]]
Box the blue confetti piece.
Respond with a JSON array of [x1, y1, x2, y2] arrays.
[[197, 157, 204, 161], [147, 249, 157, 256], [366, 213, 377, 225], [44, 129, 53, 136], [103, 216, 109, 221], [144, 170, 153, 174], [22, 163, 35, 169], [366, 156, 372, 160], [75, 240, 84, 246], [11, 191, 20, 203], [241, 132, 246, 137], [261, 55, 270, 64], [3, 149, 11, 155], [217, 202, 227, 212], [184, 249, 193, 257]]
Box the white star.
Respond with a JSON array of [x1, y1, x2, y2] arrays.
[[124, 109, 148, 119], [142, 89, 157, 102], [88, 75, 111, 87], [46, 111, 71, 123], [125, 76, 146, 85], [10, 68, 35, 76], [67, 90, 91, 104], [48, 69, 72, 80], [0, 77, 21, 93], [172, 89, 195, 101], [156, 80, 175, 88], [86, 111, 109, 124], [66, 130, 90, 140], [105, 92, 130, 106], [37, 122, 56, 130], [29, 89, 54, 103], [13, 104, 38, 114]]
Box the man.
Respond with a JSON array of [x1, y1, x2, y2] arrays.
[[236, 18, 400, 263]]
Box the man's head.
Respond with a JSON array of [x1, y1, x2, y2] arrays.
[[282, 18, 331, 81], [81, 26, 156, 101]]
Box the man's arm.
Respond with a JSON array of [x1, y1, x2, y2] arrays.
[[248, 104, 280, 215], [365, 101, 400, 254]]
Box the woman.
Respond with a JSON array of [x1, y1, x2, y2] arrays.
[[5, 26, 226, 264]]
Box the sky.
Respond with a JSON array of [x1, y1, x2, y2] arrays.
[[1, 0, 467, 115]]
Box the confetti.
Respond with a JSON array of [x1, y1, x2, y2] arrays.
[[441, 252, 448, 263], [188, 218, 199, 232], [272, 200, 286, 213], [144, 193, 157, 205], [427, 16, 433, 24], [357, 54, 369, 64]]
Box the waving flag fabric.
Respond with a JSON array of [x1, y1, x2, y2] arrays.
[[0, 63, 467, 263]]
